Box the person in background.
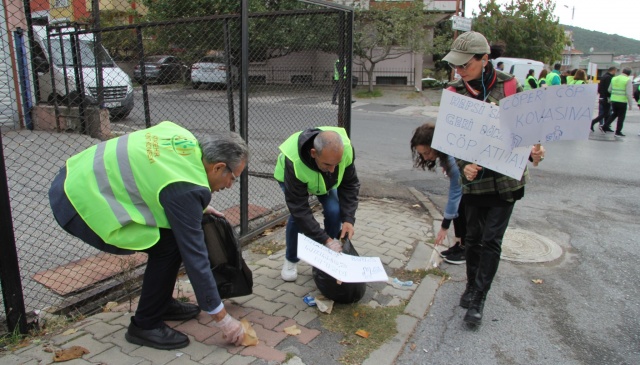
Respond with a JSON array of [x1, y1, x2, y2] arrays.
[[566, 69, 578, 85], [442, 31, 546, 326], [410, 123, 466, 265], [496, 61, 504, 71], [573, 69, 587, 84], [602, 67, 634, 137], [274, 127, 360, 282], [590, 66, 617, 132], [49, 122, 250, 350], [524, 69, 538, 90], [538, 69, 548, 87], [546, 63, 561, 86], [332, 58, 345, 105]]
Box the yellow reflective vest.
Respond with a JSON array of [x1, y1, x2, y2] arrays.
[[274, 126, 353, 195], [610, 74, 630, 103], [64, 121, 209, 249]]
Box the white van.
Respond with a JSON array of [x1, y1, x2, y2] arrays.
[[31, 25, 134, 119], [492, 57, 544, 86]]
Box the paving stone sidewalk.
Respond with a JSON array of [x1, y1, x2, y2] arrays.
[[1, 192, 445, 365]]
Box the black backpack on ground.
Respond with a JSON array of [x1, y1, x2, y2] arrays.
[[312, 238, 366, 304], [202, 214, 253, 299]]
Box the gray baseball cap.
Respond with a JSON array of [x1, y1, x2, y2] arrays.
[[443, 31, 490, 65]]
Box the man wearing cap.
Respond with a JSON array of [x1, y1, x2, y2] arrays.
[[443, 31, 546, 327]]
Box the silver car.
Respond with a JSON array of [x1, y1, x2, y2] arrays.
[[190, 56, 237, 89]]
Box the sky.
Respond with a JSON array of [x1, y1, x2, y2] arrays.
[[464, 0, 639, 42]]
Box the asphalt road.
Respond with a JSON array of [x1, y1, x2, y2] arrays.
[[350, 106, 640, 365]]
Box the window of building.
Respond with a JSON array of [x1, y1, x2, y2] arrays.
[[54, 0, 69, 8]]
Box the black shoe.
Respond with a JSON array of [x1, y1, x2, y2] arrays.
[[162, 298, 200, 321], [590, 120, 597, 132], [351, 100, 356, 103], [463, 291, 486, 325], [598, 125, 605, 133], [439, 242, 463, 258], [614, 132, 626, 137], [444, 250, 466, 265], [459, 283, 475, 309], [604, 127, 615, 133], [125, 319, 190, 350]]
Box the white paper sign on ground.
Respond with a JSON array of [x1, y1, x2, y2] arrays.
[[432, 89, 530, 180], [500, 84, 597, 145], [297, 234, 389, 283]]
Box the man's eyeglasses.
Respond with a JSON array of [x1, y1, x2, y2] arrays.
[[448, 59, 474, 71], [225, 165, 237, 181]]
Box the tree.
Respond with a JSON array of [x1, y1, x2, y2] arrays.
[[353, 0, 435, 92], [137, 0, 338, 65], [471, 0, 566, 64]]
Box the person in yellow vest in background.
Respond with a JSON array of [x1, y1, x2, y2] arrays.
[[573, 69, 587, 84], [332, 59, 346, 105], [49, 122, 250, 350], [538, 69, 548, 87], [566, 69, 577, 85], [274, 127, 360, 281], [602, 68, 634, 137], [546, 63, 562, 86], [523, 69, 538, 90], [332, 58, 355, 105]]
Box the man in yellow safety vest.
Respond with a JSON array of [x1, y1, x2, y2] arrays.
[[602, 68, 634, 137], [49, 122, 250, 350]]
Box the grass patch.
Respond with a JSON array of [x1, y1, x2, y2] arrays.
[[1, 313, 84, 352], [425, 267, 450, 279], [404, 91, 422, 99], [320, 303, 406, 364], [354, 89, 383, 98], [250, 239, 285, 255]]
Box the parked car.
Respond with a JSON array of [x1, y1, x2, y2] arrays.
[[190, 55, 237, 89], [134, 55, 186, 84]]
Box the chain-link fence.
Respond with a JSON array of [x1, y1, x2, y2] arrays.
[[1, 0, 354, 335]]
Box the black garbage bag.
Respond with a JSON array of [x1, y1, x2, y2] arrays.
[[202, 214, 253, 299], [312, 238, 366, 303]]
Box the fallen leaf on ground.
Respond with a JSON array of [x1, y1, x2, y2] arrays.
[[412, 204, 420, 208], [355, 329, 370, 338], [61, 329, 77, 336], [53, 346, 89, 362], [284, 325, 302, 336], [410, 343, 417, 351], [103, 301, 118, 312], [240, 319, 259, 346], [532, 279, 543, 284]]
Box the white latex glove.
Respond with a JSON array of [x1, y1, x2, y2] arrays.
[[213, 313, 245, 346], [326, 239, 342, 252]]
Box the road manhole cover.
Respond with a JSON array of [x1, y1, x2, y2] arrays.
[[501, 228, 562, 263]]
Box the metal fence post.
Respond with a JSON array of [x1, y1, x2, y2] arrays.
[[0, 133, 28, 335]]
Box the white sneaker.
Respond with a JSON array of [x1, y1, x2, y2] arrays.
[[281, 258, 298, 282]]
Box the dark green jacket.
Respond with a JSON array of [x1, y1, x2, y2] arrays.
[[448, 70, 529, 203]]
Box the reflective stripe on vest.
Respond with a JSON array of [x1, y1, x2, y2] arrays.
[[610, 74, 629, 103], [64, 121, 209, 249], [274, 126, 353, 195]]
